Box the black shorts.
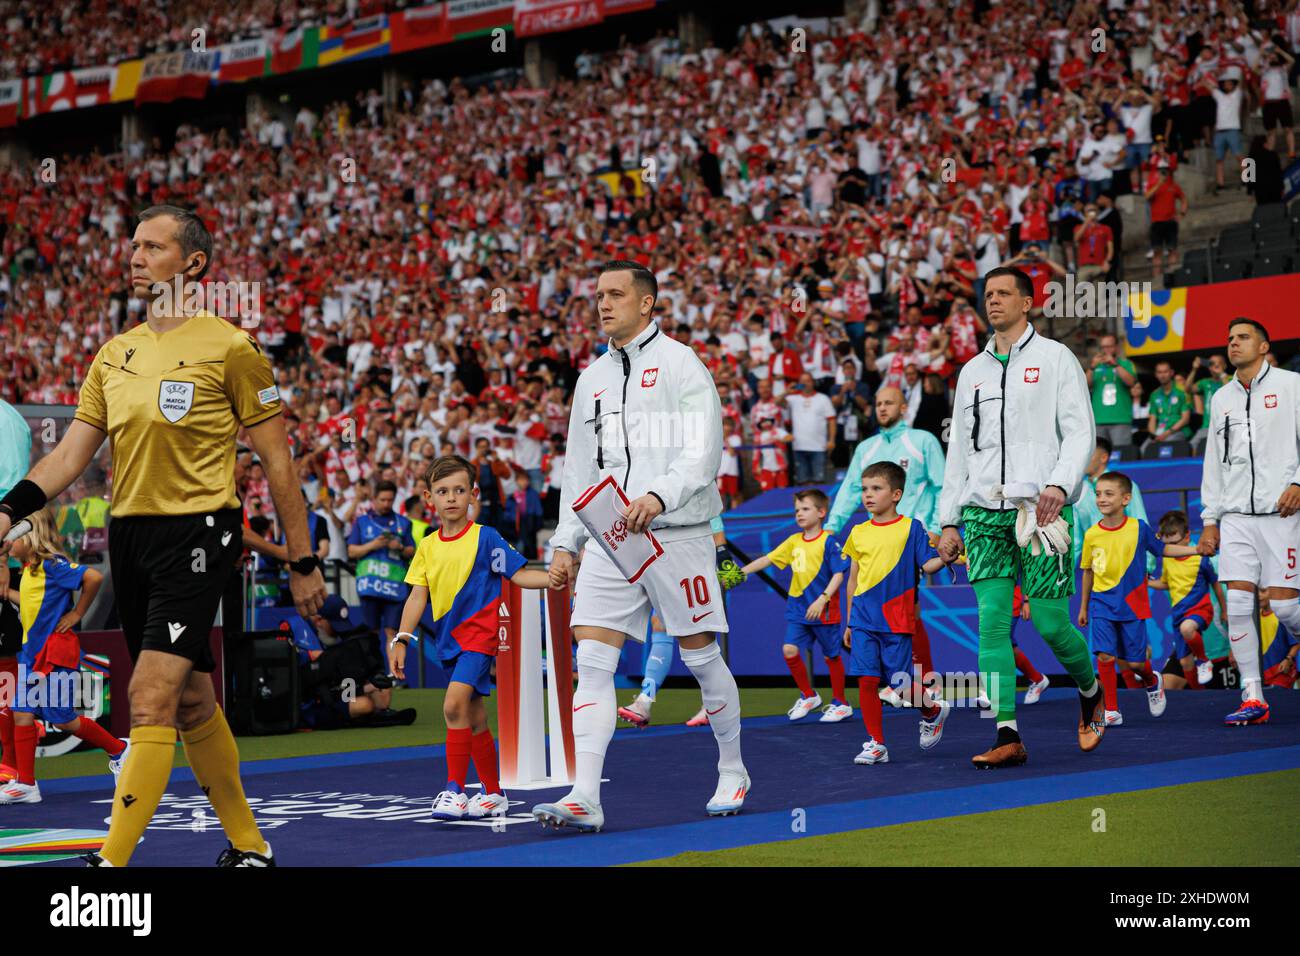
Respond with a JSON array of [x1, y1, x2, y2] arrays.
[[1150, 219, 1178, 251], [1263, 99, 1293, 131], [108, 508, 243, 672], [1162, 652, 1185, 678]]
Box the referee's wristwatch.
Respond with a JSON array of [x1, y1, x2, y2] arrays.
[[289, 555, 324, 576]]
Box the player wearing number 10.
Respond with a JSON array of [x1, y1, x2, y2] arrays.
[[536, 261, 747, 832]]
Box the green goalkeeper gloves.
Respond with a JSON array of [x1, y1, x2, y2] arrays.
[[716, 547, 746, 591]]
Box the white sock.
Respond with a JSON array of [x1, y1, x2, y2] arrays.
[[571, 640, 621, 803], [1226, 589, 1264, 702], [680, 642, 744, 773], [997, 719, 1018, 732]]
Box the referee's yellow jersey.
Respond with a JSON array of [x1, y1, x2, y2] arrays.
[[74, 310, 282, 517]]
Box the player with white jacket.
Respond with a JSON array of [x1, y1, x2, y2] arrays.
[[533, 261, 748, 832], [1197, 318, 1300, 726], [937, 267, 1107, 768]]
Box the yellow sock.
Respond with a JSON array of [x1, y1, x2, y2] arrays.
[[180, 708, 266, 855], [99, 725, 177, 867]]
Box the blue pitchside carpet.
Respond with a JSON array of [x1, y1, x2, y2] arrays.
[[9, 690, 1298, 867]]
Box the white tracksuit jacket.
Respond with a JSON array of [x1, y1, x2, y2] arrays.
[[550, 321, 724, 554], [938, 323, 1095, 527], [1201, 362, 1300, 523]]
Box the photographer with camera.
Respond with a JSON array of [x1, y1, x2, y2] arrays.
[[287, 595, 416, 731]]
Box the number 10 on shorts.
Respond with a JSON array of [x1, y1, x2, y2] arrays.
[[680, 575, 711, 608]]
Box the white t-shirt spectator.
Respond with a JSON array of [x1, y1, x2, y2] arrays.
[[1262, 65, 1290, 101], [1212, 87, 1244, 130], [1120, 103, 1153, 145], [787, 390, 836, 452]]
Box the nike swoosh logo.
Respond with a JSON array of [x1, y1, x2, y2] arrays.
[[1287, 574, 1297, 581], [692, 612, 713, 623], [573, 702, 596, 712], [594, 388, 607, 399], [1230, 634, 1247, 642], [706, 704, 726, 715]]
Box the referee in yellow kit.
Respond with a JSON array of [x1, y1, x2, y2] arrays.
[[0, 205, 326, 866]]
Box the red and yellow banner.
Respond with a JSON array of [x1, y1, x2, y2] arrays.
[[1125, 273, 1300, 356]]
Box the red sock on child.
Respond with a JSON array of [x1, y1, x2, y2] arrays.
[[1098, 659, 1118, 711], [1013, 648, 1044, 683], [470, 730, 500, 795], [858, 676, 884, 743], [1119, 669, 1143, 689], [1183, 665, 1200, 688], [912, 618, 935, 680], [74, 717, 125, 756], [1136, 660, 1158, 689], [825, 656, 846, 704], [0, 707, 14, 772], [445, 727, 472, 788], [14, 723, 37, 786], [785, 653, 814, 698]]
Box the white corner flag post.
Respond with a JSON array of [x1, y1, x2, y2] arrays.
[[496, 582, 575, 790]]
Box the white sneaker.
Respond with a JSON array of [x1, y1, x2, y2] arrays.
[[879, 686, 904, 707], [1146, 675, 1167, 717], [786, 693, 822, 720], [1196, 660, 1214, 686], [108, 739, 130, 781], [1105, 709, 1124, 727], [818, 702, 853, 723], [532, 792, 604, 832], [431, 789, 469, 820], [706, 768, 750, 816], [685, 706, 710, 727], [466, 791, 509, 819], [854, 739, 890, 764], [974, 693, 992, 709], [919, 699, 951, 750], [617, 693, 653, 727], [0, 781, 41, 804], [1023, 675, 1051, 705]]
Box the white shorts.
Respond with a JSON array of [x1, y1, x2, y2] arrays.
[[1218, 512, 1300, 588], [570, 533, 730, 640]]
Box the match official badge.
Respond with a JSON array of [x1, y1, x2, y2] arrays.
[[158, 380, 195, 423], [1265, 394, 1278, 409], [1024, 368, 1040, 383], [258, 385, 281, 406], [641, 368, 659, 388]]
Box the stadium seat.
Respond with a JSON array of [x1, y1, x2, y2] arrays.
[[1143, 440, 1192, 460], [1174, 248, 1210, 286], [1251, 202, 1288, 226], [1210, 255, 1251, 283], [1252, 220, 1293, 249], [1214, 223, 1254, 253], [1111, 445, 1141, 462], [1251, 253, 1290, 278]]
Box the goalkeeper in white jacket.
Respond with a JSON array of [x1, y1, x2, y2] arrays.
[[533, 261, 748, 833], [937, 267, 1107, 769]]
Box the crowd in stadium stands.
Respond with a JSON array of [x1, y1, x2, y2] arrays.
[[0, 0, 396, 80], [4, 2, 1300, 572]]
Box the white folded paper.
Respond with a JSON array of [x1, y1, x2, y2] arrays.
[[572, 475, 664, 583]]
